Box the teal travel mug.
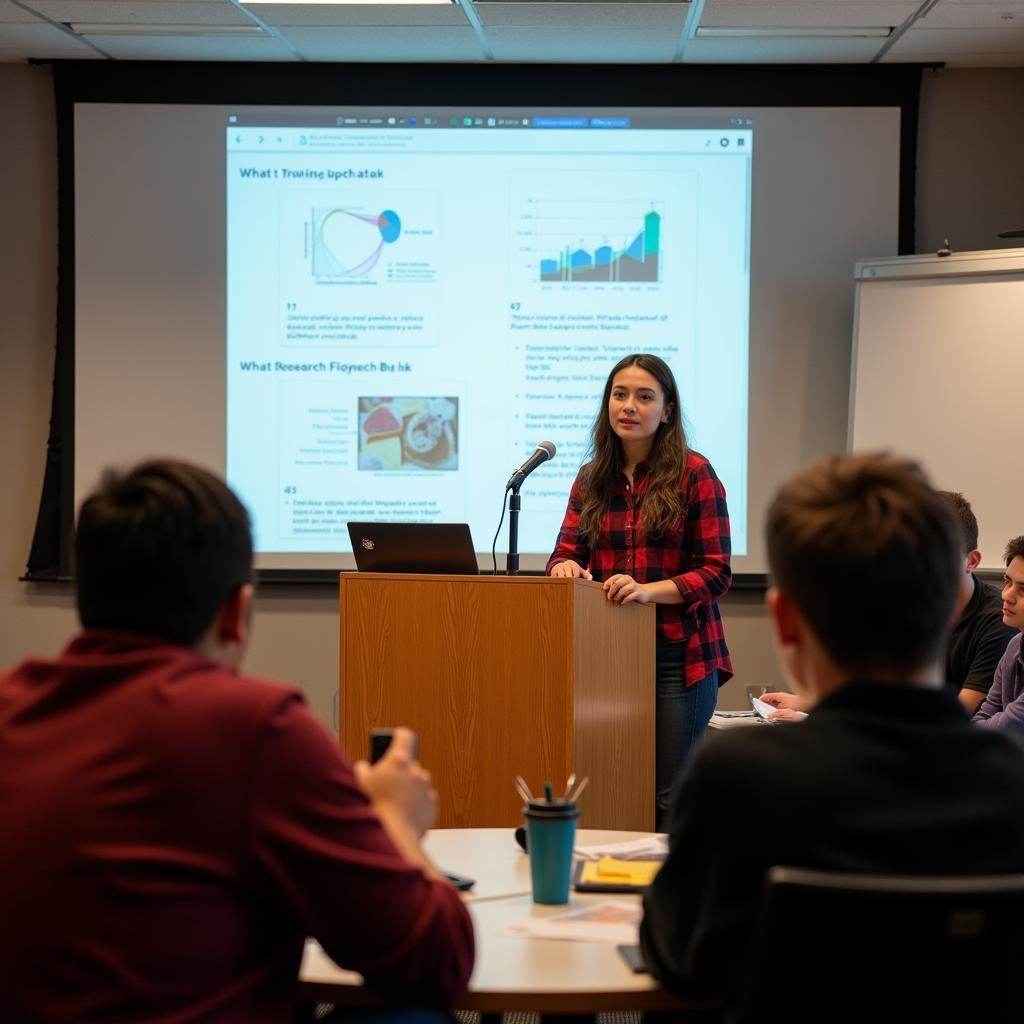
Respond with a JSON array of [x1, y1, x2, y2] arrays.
[[523, 797, 580, 904]]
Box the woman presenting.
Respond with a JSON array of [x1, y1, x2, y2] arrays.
[[547, 353, 732, 830]]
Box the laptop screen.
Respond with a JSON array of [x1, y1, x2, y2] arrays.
[[347, 522, 479, 575]]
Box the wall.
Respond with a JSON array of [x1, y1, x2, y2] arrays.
[[2, 64, 1021, 726], [916, 68, 1024, 254], [0, 64, 347, 725]]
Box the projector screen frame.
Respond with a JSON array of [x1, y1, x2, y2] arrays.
[[25, 59, 927, 584]]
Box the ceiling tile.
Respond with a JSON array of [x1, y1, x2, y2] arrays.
[[252, 3, 470, 27], [0, 0, 47, 23], [0, 21, 100, 50], [701, 1, 919, 28], [476, 3, 687, 29], [76, 31, 296, 57], [279, 24, 485, 59], [487, 25, 678, 60], [682, 35, 887, 60], [23, 1, 256, 25]]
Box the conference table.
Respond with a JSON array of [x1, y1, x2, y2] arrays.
[[299, 828, 709, 1015]]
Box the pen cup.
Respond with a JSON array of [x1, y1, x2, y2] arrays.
[[524, 798, 580, 905]]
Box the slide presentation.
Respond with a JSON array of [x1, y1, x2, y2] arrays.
[[225, 109, 752, 557], [77, 97, 898, 573]]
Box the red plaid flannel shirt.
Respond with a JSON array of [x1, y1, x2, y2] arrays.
[[547, 450, 733, 688]]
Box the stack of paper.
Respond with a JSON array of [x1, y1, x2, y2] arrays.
[[574, 835, 668, 861]]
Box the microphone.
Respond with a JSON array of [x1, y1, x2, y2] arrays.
[[506, 441, 556, 490]]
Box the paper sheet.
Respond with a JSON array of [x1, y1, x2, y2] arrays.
[[574, 835, 668, 862], [506, 900, 641, 944]]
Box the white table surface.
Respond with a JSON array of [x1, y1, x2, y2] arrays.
[[299, 828, 703, 1013]]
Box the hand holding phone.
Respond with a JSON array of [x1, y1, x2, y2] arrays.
[[370, 727, 419, 764], [355, 727, 435, 838]]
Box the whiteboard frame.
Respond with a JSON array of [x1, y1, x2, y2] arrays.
[[848, 246, 1024, 569], [849, 246, 1024, 451]]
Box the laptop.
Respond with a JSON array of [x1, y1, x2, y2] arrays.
[[347, 522, 480, 575]]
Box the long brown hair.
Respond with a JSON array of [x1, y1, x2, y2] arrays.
[[578, 354, 688, 540]]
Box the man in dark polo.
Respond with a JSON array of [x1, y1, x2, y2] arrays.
[[939, 491, 1016, 712], [640, 453, 1024, 1009]]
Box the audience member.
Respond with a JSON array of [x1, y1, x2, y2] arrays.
[[761, 488, 1014, 718], [973, 536, 1024, 731], [938, 492, 1017, 712], [0, 460, 473, 1023], [639, 453, 1024, 1008]]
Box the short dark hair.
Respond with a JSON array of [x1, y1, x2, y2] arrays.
[[1006, 537, 1024, 566], [74, 460, 253, 647], [936, 491, 978, 554], [766, 452, 961, 677]]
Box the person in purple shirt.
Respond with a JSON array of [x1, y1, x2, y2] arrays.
[[973, 535, 1024, 731]]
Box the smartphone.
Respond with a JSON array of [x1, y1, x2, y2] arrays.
[[369, 728, 419, 764], [442, 870, 476, 892], [616, 944, 647, 974]]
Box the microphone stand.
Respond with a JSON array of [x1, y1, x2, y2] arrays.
[[506, 483, 521, 576]]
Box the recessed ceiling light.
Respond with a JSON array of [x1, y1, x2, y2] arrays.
[[696, 26, 893, 39], [68, 23, 268, 36]]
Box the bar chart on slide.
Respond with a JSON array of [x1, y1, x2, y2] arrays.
[[516, 199, 665, 285]]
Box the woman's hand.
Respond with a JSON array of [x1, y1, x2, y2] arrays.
[[603, 574, 652, 605], [550, 560, 593, 580]]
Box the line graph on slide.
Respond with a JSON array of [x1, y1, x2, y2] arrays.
[[312, 206, 402, 280]]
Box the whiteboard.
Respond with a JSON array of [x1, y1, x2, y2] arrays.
[[849, 248, 1024, 571]]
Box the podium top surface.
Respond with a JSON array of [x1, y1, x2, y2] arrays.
[[340, 572, 607, 589]]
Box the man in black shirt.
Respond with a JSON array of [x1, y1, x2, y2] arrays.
[[939, 491, 1016, 712], [640, 455, 1024, 1011], [763, 490, 1014, 719]]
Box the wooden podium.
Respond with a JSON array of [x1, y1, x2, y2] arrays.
[[339, 573, 656, 830]]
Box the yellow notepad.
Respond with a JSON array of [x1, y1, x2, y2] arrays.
[[577, 856, 662, 889]]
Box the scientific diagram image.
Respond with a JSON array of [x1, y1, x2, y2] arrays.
[[358, 396, 458, 471], [313, 206, 402, 280], [277, 190, 441, 347]]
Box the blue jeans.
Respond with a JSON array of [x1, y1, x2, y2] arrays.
[[656, 644, 718, 832]]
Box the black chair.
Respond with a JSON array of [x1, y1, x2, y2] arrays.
[[731, 866, 1024, 1024]]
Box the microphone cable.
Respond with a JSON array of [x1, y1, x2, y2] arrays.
[[490, 487, 509, 576]]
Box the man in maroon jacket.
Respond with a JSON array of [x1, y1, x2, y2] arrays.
[[0, 459, 474, 1024]]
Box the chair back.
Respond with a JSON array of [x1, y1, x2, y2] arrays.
[[731, 866, 1024, 1024]]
